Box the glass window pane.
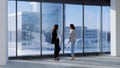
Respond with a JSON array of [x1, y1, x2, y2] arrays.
[[17, 1, 41, 56], [84, 6, 101, 52], [64, 4, 83, 54], [102, 7, 110, 52], [8, 1, 110, 58], [42, 3, 63, 55], [8, 1, 16, 57]]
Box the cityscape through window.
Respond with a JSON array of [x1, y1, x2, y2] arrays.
[[8, 0, 110, 57]]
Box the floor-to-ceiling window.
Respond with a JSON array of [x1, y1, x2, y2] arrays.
[[17, 1, 41, 56], [102, 7, 110, 52], [64, 4, 83, 54], [84, 5, 101, 53], [42, 3, 63, 55], [8, 0, 110, 58], [8, 1, 16, 57]]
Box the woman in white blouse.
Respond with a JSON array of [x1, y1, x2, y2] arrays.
[[68, 24, 76, 60]]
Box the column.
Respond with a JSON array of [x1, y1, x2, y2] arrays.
[[111, 0, 120, 56], [0, 0, 8, 65]]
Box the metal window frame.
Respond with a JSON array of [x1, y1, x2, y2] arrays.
[[9, 0, 110, 59]]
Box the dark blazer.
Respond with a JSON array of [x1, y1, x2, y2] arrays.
[[51, 30, 58, 44]]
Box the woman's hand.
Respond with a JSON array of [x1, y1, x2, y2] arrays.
[[67, 39, 70, 43], [67, 37, 71, 43], [56, 37, 58, 39], [67, 41, 70, 44]]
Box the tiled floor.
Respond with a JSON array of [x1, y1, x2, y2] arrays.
[[1, 55, 120, 68]]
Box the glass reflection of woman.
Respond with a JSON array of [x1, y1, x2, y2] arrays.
[[68, 24, 76, 60], [51, 24, 60, 60]]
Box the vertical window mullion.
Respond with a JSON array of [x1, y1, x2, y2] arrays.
[[15, 0, 18, 57], [63, 3, 65, 55], [40, 2, 42, 58], [82, 0, 85, 55], [100, 5, 103, 53]]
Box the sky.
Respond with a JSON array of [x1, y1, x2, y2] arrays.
[[8, 1, 110, 31]]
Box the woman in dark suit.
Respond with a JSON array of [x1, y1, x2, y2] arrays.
[[51, 24, 60, 60]]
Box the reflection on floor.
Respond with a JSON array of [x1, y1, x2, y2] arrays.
[[1, 55, 120, 68]]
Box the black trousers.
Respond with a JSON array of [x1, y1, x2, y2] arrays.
[[54, 44, 60, 58]]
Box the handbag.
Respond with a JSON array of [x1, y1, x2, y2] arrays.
[[55, 38, 59, 45]]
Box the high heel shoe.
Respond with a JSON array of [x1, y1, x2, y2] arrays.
[[54, 57, 59, 60], [70, 57, 74, 60]]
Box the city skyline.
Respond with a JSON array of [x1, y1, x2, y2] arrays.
[[8, 1, 110, 31], [8, 1, 110, 56]]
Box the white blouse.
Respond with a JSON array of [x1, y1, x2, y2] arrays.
[[69, 29, 76, 41]]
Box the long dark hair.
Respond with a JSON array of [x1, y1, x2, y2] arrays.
[[52, 24, 58, 32], [70, 24, 75, 30]]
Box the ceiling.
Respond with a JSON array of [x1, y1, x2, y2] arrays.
[[8, 0, 110, 6]]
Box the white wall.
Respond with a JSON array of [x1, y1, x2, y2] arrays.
[[0, 0, 8, 65], [111, 0, 120, 56]]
